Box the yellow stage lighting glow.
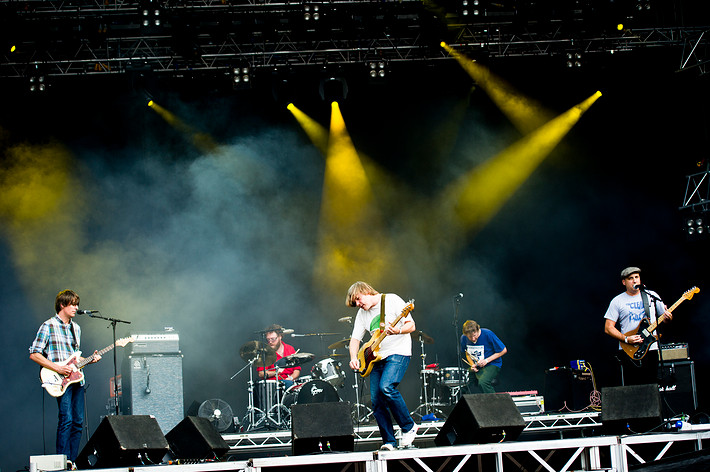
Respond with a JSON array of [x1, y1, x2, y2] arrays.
[[10, 45, 16, 53], [617, 23, 624, 31], [148, 101, 218, 153], [444, 45, 553, 134], [440, 91, 602, 234], [147, 100, 154, 107], [287, 103, 329, 155]]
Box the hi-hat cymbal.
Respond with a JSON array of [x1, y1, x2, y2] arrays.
[[275, 352, 315, 368], [411, 330, 434, 344], [328, 338, 351, 350], [239, 340, 277, 366], [338, 316, 352, 324]]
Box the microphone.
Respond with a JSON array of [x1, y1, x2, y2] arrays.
[[291, 333, 306, 337], [634, 284, 647, 291], [76, 309, 99, 315], [548, 366, 567, 371]]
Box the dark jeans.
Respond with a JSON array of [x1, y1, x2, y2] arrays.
[[56, 383, 85, 462], [369, 354, 415, 446]]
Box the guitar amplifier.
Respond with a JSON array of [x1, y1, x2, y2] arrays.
[[129, 332, 180, 354], [658, 360, 697, 417], [660, 343, 689, 361]]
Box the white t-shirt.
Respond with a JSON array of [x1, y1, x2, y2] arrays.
[[351, 293, 413, 359], [604, 290, 664, 350]]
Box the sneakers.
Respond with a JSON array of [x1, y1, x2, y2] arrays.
[[399, 424, 419, 448], [380, 443, 396, 451]]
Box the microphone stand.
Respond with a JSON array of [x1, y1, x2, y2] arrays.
[[452, 295, 464, 377], [89, 313, 131, 415]]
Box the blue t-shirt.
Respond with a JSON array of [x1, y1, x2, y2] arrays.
[[460, 328, 506, 368]]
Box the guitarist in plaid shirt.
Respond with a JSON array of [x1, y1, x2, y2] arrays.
[[29, 289, 101, 463]]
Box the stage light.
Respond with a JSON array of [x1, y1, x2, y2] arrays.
[[10, 45, 16, 53], [232, 65, 251, 89]]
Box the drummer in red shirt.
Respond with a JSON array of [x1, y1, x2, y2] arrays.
[[256, 324, 301, 389]]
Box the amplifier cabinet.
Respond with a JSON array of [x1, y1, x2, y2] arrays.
[[658, 360, 697, 417], [121, 353, 184, 433]]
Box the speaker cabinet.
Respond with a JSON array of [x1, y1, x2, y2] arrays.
[[75, 415, 169, 469], [121, 353, 184, 433], [659, 360, 698, 416], [434, 394, 526, 446], [291, 402, 354, 455], [165, 416, 229, 460], [601, 384, 662, 434]]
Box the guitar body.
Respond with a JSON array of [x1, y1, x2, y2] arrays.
[[356, 301, 415, 378], [622, 318, 657, 361], [40, 352, 84, 398], [620, 287, 699, 362], [357, 335, 382, 378]]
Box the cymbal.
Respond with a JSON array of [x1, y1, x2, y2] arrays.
[[275, 352, 315, 368], [320, 353, 348, 358], [411, 330, 434, 344], [239, 340, 277, 366], [338, 316, 352, 323], [328, 338, 351, 350]]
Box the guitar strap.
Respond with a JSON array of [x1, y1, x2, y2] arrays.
[[379, 294, 386, 332], [640, 290, 652, 323]]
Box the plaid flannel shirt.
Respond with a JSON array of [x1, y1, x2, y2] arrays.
[[29, 315, 83, 384]]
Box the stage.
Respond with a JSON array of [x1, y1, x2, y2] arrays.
[[47, 417, 710, 472]]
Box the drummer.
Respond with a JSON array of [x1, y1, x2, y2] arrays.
[[257, 324, 301, 389]]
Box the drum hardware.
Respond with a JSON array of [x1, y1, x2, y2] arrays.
[[410, 333, 446, 419], [239, 340, 277, 367], [350, 367, 373, 424], [410, 330, 435, 345], [327, 338, 351, 350], [275, 352, 315, 369], [311, 358, 347, 388]]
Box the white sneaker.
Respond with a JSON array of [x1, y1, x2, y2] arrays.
[[380, 443, 396, 451], [399, 424, 418, 448]]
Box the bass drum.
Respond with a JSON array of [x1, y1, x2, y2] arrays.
[[283, 379, 340, 408]]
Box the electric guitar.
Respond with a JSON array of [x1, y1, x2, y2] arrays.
[[621, 287, 699, 361], [357, 301, 415, 378], [463, 351, 480, 372], [40, 336, 135, 397]]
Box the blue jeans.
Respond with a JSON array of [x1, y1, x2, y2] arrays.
[[370, 354, 415, 445], [56, 383, 85, 462]]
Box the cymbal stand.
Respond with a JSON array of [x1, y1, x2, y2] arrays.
[[241, 359, 266, 431], [410, 334, 444, 419], [350, 370, 373, 424]]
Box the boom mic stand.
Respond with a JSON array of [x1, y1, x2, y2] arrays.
[[88, 312, 131, 415]]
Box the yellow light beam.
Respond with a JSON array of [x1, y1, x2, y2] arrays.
[[441, 42, 554, 135], [148, 100, 218, 154], [287, 103, 329, 155], [440, 91, 602, 234], [313, 102, 398, 293]]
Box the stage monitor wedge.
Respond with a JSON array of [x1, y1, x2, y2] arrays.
[[291, 402, 354, 455], [165, 416, 229, 460], [601, 384, 663, 434], [75, 415, 169, 469], [434, 393, 525, 446]]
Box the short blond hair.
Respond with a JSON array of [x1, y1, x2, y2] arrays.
[[462, 320, 480, 335], [346, 281, 378, 307]]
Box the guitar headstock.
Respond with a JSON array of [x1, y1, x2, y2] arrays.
[[116, 335, 137, 347], [683, 287, 700, 301], [404, 300, 415, 314]]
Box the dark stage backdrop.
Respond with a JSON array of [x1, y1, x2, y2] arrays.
[[1, 51, 708, 472]]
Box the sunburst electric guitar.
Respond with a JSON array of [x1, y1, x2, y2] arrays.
[[621, 287, 699, 361], [40, 336, 135, 397], [357, 301, 415, 378]]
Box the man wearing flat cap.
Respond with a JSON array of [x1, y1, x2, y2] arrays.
[[603, 267, 672, 385]]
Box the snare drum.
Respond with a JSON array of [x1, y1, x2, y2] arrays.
[[311, 358, 346, 388], [440, 367, 469, 387]]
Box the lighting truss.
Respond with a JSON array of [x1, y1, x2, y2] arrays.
[[1, 0, 708, 81]]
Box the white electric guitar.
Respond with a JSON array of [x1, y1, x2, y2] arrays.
[[40, 336, 135, 397]]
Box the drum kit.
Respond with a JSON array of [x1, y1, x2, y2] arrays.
[[234, 320, 467, 431], [236, 325, 361, 432]]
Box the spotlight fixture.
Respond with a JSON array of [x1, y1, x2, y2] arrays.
[[28, 66, 47, 93], [683, 214, 709, 239], [367, 61, 387, 80], [232, 65, 252, 89]]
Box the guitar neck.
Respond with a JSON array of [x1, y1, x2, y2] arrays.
[[76, 343, 116, 369], [370, 302, 414, 351], [645, 294, 686, 333]]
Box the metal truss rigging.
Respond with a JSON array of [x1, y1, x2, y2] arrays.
[[1, 0, 708, 81]]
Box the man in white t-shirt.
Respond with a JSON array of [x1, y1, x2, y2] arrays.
[[347, 281, 418, 450], [604, 266, 672, 385]]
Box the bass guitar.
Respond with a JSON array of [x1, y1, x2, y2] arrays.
[[357, 301, 415, 378], [621, 287, 699, 361], [40, 336, 135, 397]]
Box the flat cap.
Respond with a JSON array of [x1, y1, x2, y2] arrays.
[[620, 266, 641, 278]]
